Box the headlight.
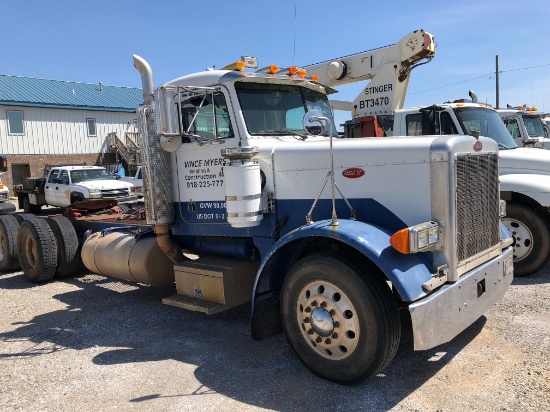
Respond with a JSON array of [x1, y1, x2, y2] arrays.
[[88, 189, 102, 199], [390, 221, 440, 254]]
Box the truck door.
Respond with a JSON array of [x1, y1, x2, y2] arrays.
[[45, 169, 70, 206], [44, 169, 60, 205], [503, 117, 522, 146], [173, 91, 234, 224]]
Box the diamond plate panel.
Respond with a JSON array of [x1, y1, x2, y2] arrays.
[[137, 106, 175, 225]]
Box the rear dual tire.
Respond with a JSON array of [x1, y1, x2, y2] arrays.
[[17, 218, 58, 282], [0, 215, 20, 272], [46, 216, 81, 278]]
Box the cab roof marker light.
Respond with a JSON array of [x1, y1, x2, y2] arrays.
[[298, 69, 307, 78], [221, 56, 258, 71], [269, 65, 279, 75], [311, 75, 319, 82], [288, 66, 298, 75]]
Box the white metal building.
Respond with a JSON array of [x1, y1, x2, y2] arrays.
[[0, 75, 142, 186]]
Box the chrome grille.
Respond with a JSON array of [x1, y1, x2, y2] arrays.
[[100, 188, 130, 199], [456, 153, 500, 262]]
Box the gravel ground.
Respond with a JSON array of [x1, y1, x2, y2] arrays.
[[0, 260, 548, 412]]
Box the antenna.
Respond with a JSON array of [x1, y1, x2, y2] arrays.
[[293, 5, 297, 65]]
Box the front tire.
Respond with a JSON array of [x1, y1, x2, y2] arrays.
[[502, 203, 550, 276], [281, 254, 400, 384]]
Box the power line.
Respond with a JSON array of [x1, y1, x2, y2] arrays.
[[500, 62, 550, 73], [410, 73, 492, 95], [411, 62, 550, 95]]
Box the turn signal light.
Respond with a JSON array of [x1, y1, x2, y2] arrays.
[[390, 228, 410, 254], [390, 221, 440, 254], [0, 184, 3, 189]]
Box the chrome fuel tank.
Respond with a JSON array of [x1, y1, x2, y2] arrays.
[[82, 232, 175, 286]]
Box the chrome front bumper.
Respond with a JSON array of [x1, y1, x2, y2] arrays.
[[105, 195, 139, 205], [409, 246, 513, 350]]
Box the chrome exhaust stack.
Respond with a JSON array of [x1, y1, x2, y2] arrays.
[[133, 55, 184, 264]]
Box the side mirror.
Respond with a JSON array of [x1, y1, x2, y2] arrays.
[[0, 156, 7, 172], [302, 110, 328, 136]]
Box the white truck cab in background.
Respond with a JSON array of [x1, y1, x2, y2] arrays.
[[497, 105, 550, 148], [342, 100, 550, 276]]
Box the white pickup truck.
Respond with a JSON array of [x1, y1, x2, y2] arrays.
[[117, 166, 144, 197], [14, 165, 139, 213]]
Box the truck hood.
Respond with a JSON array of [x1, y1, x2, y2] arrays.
[[74, 180, 133, 191], [499, 148, 550, 176]]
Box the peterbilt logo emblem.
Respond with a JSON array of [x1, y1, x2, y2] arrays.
[[474, 141, 483, 152], [342, 168, 365, 178]]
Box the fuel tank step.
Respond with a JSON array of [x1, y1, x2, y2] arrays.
[[162, 294, 227, 315], [164, 256, 259, 314]]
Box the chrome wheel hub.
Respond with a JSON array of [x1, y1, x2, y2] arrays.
[[503, 218, 533, 261], [296, 280, 359, 360], [310, 307, 334, 337]]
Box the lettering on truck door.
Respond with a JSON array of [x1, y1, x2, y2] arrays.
[[174, 91, 234, 224]]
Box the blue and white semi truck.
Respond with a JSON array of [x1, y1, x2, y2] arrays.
[[0, 30, 513, 383]]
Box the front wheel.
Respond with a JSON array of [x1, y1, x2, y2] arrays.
[[502, 203, 550, 277], [281, 254, 400, 384]]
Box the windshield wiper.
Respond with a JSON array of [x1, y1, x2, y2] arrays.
[[254, 129, 309, 140], [497, 143, 514, 150]]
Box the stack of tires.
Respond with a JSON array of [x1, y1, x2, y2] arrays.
[[0, 214, 81, 282]]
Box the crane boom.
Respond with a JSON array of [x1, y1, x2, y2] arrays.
[[303, 29, 435, 117]]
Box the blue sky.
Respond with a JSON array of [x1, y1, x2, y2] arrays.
[[2, 0, 549, 126]]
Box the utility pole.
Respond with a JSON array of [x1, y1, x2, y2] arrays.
[[496, 55, 500, 109]]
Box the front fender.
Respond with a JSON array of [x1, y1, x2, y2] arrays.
[[250, 219, 434, 341], [253, 219, 433, 305], [500, 174, 550, 207]]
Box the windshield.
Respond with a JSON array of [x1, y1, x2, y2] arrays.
[[71, 169, 116, 183], [523, 116, 545, 138], [235, 82, 336, 136], [454, 107, 517, 149]]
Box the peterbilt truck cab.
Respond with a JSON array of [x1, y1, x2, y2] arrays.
[[122, 29, 513, 383]]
